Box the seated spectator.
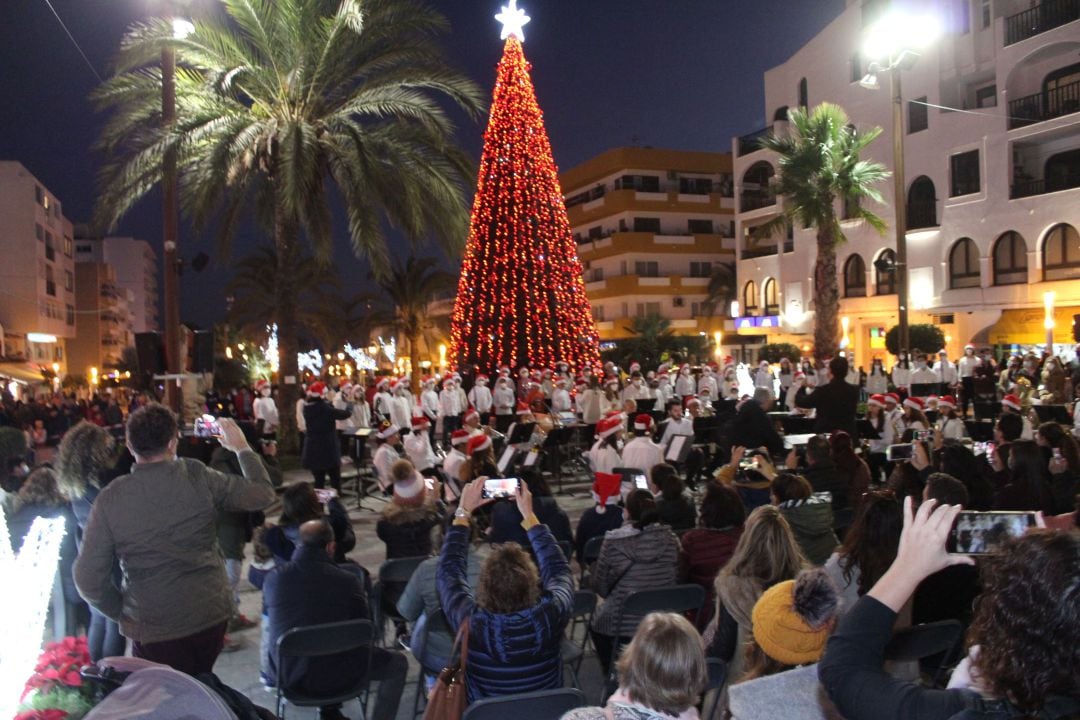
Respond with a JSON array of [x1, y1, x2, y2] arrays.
[[1044, 493, 1078, 531], [265, 481, 355, 564], [489, 470, 572, 550], [679, 483, 746, 629], [993, 440, 1055, 513], [264, 520, 406, 720], [727, 569, 842, 720], [375, 459, 443, 559], [590, 489, 681, 674], [560, 613, 708, 720], [705, 505, 807, 685], [771, 472, 838, 566], [819, 498, 1080, 720], [652, 463, 696, 531], [938, 442, 993, 510], [437, 478, 573, 703], [790, 435, 851, 511], [912, 474, 979, 627], [823, 490, 902, 615], [573, 472, 624, 562], [1035, 421, 1080, 514], [886, 439, 933, 501], [714, 446, 773, 512], [828, 432, 870, 512]]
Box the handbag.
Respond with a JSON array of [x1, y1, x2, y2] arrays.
[[422, 619, 470, 720]]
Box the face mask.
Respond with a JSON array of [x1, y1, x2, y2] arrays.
[[260, 388, 271, 397]]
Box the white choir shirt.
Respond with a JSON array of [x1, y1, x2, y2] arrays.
[[332, 394, 354, 431], [348, 400, 371, 430], [295, 397, 307, 433], [957, 355, 981, 378], [891, 364, 911, 388], [389, 394, 413, 431], [578, 388, 604, 425], [420, 388, 440, 421], [935, 358, 958, 384], [550, 387, 572, 413], [439, 386, 463, 417], [468, 384, 493, 414], [404, 430, 438, 471], [937, 415, 967, 440], [654, 381, 673, 407], [621, 381, 652, 403], [909, 365, 939, 389], [455, 386, 468, 414], [373, 390, 393, 419], [697, 373, 719, 398], [621, 435, 664, 479], [674, 372, 696, 397], [372, 443, 399, 491], [587, 439, 622, 475], [659, 416, 694, 448], [253, 395, 279, 431], [493, 384, 516, 415]]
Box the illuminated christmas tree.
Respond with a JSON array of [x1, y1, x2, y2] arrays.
[[449, 1, 600, 373]]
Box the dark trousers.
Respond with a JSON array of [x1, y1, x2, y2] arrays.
[[88, 606, 125, 662], [312, 465, 342, 492], [131, 620, 228, 676], [323, 648, 407, 720], [442, 415, 462, 446], [960, 377, 975, 416]]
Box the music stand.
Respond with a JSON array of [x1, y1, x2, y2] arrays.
[[634, 398, 657, 413], [496, 446, 518, 475], [964, 421, 995, 442], [693, 416, 719, 444], [507, 422, 537, 445], [544, 425, 578, 495], [910, 383, 938, 398], [665, 435, 693, 464], [1033, 404, 1071, 424], [855, 420, 881, 440]]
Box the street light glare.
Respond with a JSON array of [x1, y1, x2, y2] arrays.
[[172, 18, 195, 40], [862, 11, 941, 62]]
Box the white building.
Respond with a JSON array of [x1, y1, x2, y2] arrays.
[[73, 234, 159, 333], [732, 0, 1080, 368], [0, 161, 77, 385]]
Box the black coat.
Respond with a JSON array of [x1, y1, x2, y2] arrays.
[[731, 399, 785, 455], [795, 380, 859, 436], [301, 398, 351, 470]]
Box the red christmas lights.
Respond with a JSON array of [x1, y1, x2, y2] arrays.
[[449, 37, 600, 373]]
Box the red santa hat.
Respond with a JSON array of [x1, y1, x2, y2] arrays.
[[516, 401, 531, 416], [411, 415, 430, 430], [390, 379, 402, 393], [466, 434, 492, 456], [657, 368, 670, 378], [938, 395, 956, 409], [633, 414, 653, 432], [868, 394, 886, 408], [255, 379, 270, 392], [575, 376, 587, 387], [306, 381, 327, 397], [680, 363, 691, 372], [592, 472, 622, 513], [629, 361, 641, 372], [422, 375, 436, 386], [554, 376, 569, 387], [596, 415, 623, 439], [463, 407, 480, 424], [442, 377, 454, 388], [475, 374, 489, 384], [884, 393, 901, 406], [499, 365, 511, 375], [1001, 394, 1022, 411], [376, 377, 391, 390], [904, 396, 925, 411], [392, 471, 425, 507], [794, 371, 806, 380], [450, 429, 471, 447], [376, 420, 400, 440]]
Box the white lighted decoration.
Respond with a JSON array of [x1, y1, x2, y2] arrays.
[[377, 336, 397, 364], [262, 324, 280, 373], [0, 509, 67, 719], [343, 344, 378, 372], [495, 0, 530, 41], [298, 349, 324, 375]]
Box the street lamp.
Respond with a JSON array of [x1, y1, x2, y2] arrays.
[[1044, 291, 1056, 351], [861, 10, 941, 355]]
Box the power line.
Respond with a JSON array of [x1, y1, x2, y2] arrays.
[[908, 98, 1035, 127], [40, 0, 104, 84]]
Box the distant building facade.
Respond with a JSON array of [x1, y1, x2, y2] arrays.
[[74, 234, 159, 333]]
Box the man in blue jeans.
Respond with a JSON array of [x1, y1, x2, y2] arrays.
[[264, 520, 407, 720]]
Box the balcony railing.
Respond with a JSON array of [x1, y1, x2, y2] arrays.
[[1011, 169, 1080, 198], [740, 188, 777, 212], [737, 126, 772, 156], [740, 240, 793, 260], [1004, 0, 1079, 45], [1008, 78, 1080, 129]]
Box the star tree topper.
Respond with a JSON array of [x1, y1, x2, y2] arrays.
[[495, 0, 530, 41]]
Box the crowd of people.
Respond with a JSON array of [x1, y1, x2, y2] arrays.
[[1, 342, 1078, 720]]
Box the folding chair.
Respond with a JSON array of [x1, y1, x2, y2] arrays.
[[580, 535, 605, 584], [561, 590, 597, 689], [372, 556, 427, 645], [884, 619, 964, 687], [274, 619, 375, 720], [462, 688, 587, 720], [409, 610, 453, 718], [701, 657, 728, 720]]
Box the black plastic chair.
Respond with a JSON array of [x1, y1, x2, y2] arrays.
[[372, 556, 427, 645], [274, 618, 374, 720], [580, 535, 606, 584], [701, 657, 728, 720], [884, 619, 964, 687], [462, 688, 587, 720], [561, 589, 598, 689]]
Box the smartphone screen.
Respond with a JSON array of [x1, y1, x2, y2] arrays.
[[949, 511, 1035, 554], [424, 477, 435, 490], [314, 488, 337, 504], [886, 443, 913, 461], [194, 417, 222, 438], [482, 477, 519, 499], [631, 473, 648, 490]]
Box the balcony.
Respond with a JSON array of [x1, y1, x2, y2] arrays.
[[740, 188, 777, 212], [45, 245, 55, 262], [907, 200, 938, 230], [1008, 78, 1080, 129], [1011, 169, 1080, 198], [740, 240, 794, 260], [1004, 0, 1079, 46], [737, 126, 772, 157], [45, 280, 56, 297]]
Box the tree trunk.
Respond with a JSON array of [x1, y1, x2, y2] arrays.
[[274, 204, 302, 456], [813, 223, 841, 362], [409, 331, 421, 389]]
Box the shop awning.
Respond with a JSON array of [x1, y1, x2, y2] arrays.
[[983, 306, 1080, 345], [0, 362, 48, 384]]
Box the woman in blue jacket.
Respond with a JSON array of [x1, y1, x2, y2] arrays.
[[437, 478, 574, 703]]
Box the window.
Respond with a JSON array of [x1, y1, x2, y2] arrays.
[[907, 176, 937, 229], [64, 270, 73, 292], [742, 280, 759, 315], [691, 302, 702, 318], [36, 224, 44, 242], [63, 236, 73, 257], [950, 150, 980, 196], [875, 249, 897, 295], [948, 238, 981, 288], [689, 261, 712, 278], [1042, 223, 1080, 281], [763, 277, 779, 315], [76, 243, 92, 254], [975, 85, 997, 108], [1044, 63, 1080, 120], [45, 265, 56, 297], [850, 51, 863, 83], [636, 302, 661, 316], [617, 175, 660, 192], [592, 306, 605, 322], [798, 78, 808, 109], [773, 105, 790, 122], [66, 305, 75, 326], [843, 254, 867, 297], [633, 217, 661, 233], [980, 0, 991, 29], [741, 161, 776, 212], [688, 219, 713, 234], [680, 178, 713, 195], [34, 185, 44, 205], [634, 261, 659, 277], [992, 231, 1027, 285], [44, 232, 55, 261], [588, 226, 603, 239], [908, 97, 928, 133]]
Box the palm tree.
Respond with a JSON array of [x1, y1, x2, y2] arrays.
[[619, 312, 675, 370], [92, 0, 485, 450], [371, 256, 457, 386], [701, 262, 737, 318], [756, 103, 889, 361]]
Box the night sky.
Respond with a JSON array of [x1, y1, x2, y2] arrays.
[[0, 0, 844, 329]]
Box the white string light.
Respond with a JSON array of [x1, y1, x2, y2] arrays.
[[495, 0, 530, 41]]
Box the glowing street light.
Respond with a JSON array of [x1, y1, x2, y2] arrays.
[[840, 316, 851, 350], [1044, 291, 1056, 350]]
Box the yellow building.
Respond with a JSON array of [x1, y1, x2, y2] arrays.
[[559, 147, 737, 343]]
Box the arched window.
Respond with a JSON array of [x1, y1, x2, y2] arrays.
[[948, 238, 980, 289], [773, 105, 790, 122], [740, 162, 776, 212], [743, 280, 759, 316], [843, 254, 867, 297], [1042, 223, 1080, 281], [763, 278, 779, 315], [875, 249, 897, 295], [907, 176, 937, 229], [992, 231, 1028, 285], [1045, 148, 1080, 193]]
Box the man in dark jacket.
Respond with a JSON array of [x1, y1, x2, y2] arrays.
[[264, 520, 406, 720], [731, 387, 785, 456], [301, 382, 352, 492], [795, 356, 859, 436]]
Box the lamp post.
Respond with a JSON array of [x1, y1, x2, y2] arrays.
[[1044, 291, 1056, 352], [860, 12, 941, 356]]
